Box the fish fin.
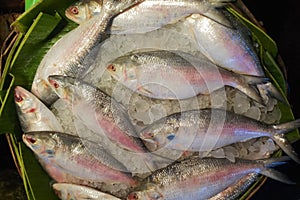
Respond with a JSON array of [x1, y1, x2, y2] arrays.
[[257, 82, 289, 105], [137, 86, 154, 96], [199, 9, 234, 29], [234, 74, 269, 105], [260, 169, 295, 184], [270, 119, 300, 164]]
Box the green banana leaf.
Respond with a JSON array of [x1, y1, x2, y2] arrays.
[[0, 1, 298, 200]]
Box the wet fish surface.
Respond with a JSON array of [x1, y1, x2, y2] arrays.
[[48, 75, 167, 174], [22, 131, 138, 198], [52, 183, 121, 200], [31, 0, 146, 105], [127, 156, 293, 200], [65, 0, 234, 34], [106, 49, 267, 102], [14, 86, 63, 132], [139, 108, 300, 164], [186, 10, 265, 77]]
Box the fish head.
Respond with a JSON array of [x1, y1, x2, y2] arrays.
[[65, 1, 102, 24], [14, 86, 38, 114], [106, 56, 138, 82], [48, 75, 76, 102], [31, 78, 58, 105], [139, 123, 173, 152], [22, 132, 59, 159]]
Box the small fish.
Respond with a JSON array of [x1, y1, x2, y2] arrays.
[[139, 108, 300, 164], [186, 10, 265, 77], [47, 75, 165, 174], [23, 131, 138, 198], [127, 156, 293, 200], [14, 86, 63, 132], [65, 0, 235, 34], [31, 0, 146, 105], [106, 49, 267, 103], [208, 173, 259, 200], [52, 183, 121, 200]]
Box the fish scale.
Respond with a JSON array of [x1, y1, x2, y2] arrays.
[[127, 157, 293, 200]]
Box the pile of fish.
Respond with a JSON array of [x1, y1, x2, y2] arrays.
[[13, 0, 300, 199]]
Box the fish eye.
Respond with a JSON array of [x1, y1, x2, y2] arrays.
[[27, 136, 37, 144], [107, 64, 116, 72], [144, 132, 154, 139], [128, 192, 139, 200], [14, 94, 23, 102], [53, 82, 60, 89], [70, 6, 79, 15]]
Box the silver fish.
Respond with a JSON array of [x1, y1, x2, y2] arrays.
[[106, 49, 267, 102], [23, 131, 138, 198], [65, 0, 235, 34], [14, 86, 63, 132], [47, 75, 166, 174], [127, 156, 293, 200], [186, 10, 265, 77], [208, 173, 259, 200], [52, 183, 121, 200], [31, 0, 146, 105], [139, 108, 300, 164]]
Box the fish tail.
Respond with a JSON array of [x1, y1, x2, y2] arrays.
[[270, 119, 300, 164], [258, 156, 295, 184], [228, 74, 268, 104], [257, 82, 289, 105]]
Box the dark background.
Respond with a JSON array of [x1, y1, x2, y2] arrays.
[[243, 0, 300, 199], [1, 0, 300, 199]]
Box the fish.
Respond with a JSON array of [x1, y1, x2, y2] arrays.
[[65, 0, 235, 34], [13, 86, 63, 132], [186, 10, 265, 77], [22, 131, 138, 198], [52, 183, 121, 200], [47, 75, 168, 174], [208, 173, 259, 200], [139, 108, 300, 164], [31, 0, 146, 105], [127, 156, 293, 200], [106, 49, 267, 103]]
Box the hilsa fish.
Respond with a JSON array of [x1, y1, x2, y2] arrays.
[[13, 86, 63, 132], [139, 108, 300, 164], [186, 10, 265, 77], [106, 49, 267, 103], [31, 0, 146, 105], [65, 0, 235, 34], [23, 131, 138, 198], [52, 183, 121, 200], [127, 156, 293, 200], [47, 75, 164, 174]]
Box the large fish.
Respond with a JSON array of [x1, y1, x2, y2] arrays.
[[22, 131, 138, 198], [47, 75, 167, 174], [14, 86, 63, 132], [139, 108, 300, 164], [31, 0, 146, 105], [127, 156, 293, 200], [52, 183, 121, 200], [65, 0, 234, 34], [106, 49, 267, 102]]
